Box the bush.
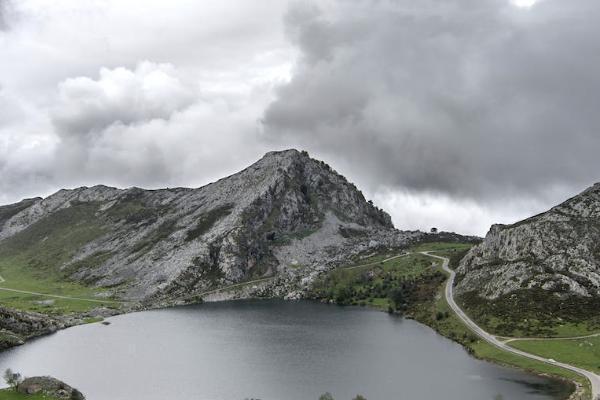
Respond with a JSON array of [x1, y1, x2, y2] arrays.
[[3, 368, 22, 389], [71, 388, 85, 400]]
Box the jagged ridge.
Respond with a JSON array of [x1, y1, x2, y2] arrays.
[[0, 150, 413, 303]]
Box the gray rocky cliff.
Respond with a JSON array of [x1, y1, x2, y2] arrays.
[[0, 150, 418, 305], [456, 183, 600, 299]]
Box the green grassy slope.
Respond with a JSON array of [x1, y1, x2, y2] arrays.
[[510, 337, 600, 375], [0, 202, 121, 314], [0, 389, 59, 400]]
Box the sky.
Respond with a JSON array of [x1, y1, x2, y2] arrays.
[[1, 0, 599, 236]]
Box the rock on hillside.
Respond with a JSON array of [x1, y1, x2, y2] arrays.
[[456, 183, 600, 300], [0, 307, 61, 350], [0, 150, 417, 304], [17, 376, 85, 399]]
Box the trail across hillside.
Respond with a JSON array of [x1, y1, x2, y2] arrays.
[[343, 253, 409, 270], [421, 251, 600, 400], [0, 272, 121, 304], [502, 332, 600, 344]]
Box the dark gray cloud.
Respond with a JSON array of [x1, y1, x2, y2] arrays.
[[0, 0, 9, 31], [263, 0, 600, 202], [2, 0, 600, 235]]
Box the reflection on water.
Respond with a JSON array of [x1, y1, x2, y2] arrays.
[[0, 300, 570, 400]]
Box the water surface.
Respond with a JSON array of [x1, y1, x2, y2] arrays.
[[0, 300, 570, 400]]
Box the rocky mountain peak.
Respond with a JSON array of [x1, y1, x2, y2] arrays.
[[0, 150, 410, 303]]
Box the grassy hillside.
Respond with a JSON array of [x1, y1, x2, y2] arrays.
[[510, 337, 600, 375], [457, 289, 600, 338], [0, 389, 59, 399], [0, 202, 122, 315], [309, 252, 444, 311]]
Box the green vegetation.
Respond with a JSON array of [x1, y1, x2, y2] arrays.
[[0, 389, 58, 399], [131, 219, 178, 255], [404, 243, 589, 399], [0, 202, 106, 277], [309, 253, 443, 311], [60, 251, 113, 282], [409, 241, 474, 253], [192, 252, 225, 285], [510, 336, 600, 375], [338, 227, 368, 239], [185, 204, 233, 242], [0, 201, 122, 314], [0, 332, 22, 348], [0, 290, 119, 315], [457, 289, 600, 337], [312, 241, 587, 399], [1, 370, 83, 400], [105, 196, 166, 224], [412, 284, 585, 398], [318, 394, 367, 400], [0, 199, 38, 228], [82, 316, 104, 324], [0, 252, 120, 315]]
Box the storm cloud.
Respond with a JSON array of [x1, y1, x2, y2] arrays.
[[1, 0, 600, 235], [0, 0, 9, 31], [263, 0, 600, 202]]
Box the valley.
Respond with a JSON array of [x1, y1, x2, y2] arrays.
[[0, 151, 599, 400]]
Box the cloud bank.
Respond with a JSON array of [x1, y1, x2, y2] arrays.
[[1, 0, 600, 235], [263, 0, 600, 202]]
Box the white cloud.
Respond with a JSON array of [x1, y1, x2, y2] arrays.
[[0, 1, 294, 205], [372, 189, 555, 236], [53, 62, 195, 137], [1, 0, 599, 237]]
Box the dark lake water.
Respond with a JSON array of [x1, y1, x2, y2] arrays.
[[0, 300, 570, 400]]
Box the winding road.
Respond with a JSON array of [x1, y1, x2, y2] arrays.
[[421, 251, 600, 400]]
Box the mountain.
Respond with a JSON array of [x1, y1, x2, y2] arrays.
[[455, 183, 600, 334], [0, 150, 416, 304]]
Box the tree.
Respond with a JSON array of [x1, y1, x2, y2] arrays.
[[3, 368, 22, 389], [71, 388, 85, 400], [388, 287, 405, 311], [430, 227, 438, 234], [353, 396, 367, 400], [318, 393, 334, 400]]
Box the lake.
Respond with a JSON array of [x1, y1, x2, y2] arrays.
[[0, 300, 570, 400]]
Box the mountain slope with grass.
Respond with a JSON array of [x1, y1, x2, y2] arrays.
[[0, 150, 417, 306], [455, 183, 600, 336]]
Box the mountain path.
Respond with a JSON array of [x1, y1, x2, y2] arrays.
[[0, 272, 121, 304]]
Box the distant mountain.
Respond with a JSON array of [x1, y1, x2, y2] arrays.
[[455, 183, 600, 333], [0, 150, 417, 304]]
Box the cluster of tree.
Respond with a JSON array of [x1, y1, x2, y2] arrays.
[[313, 263, 445, 314]]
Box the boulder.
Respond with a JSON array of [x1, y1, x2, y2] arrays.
[[17, 376, 85, 399]]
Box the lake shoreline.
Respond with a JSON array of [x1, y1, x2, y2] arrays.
[[0, 297, 580, 400], [0, 299, 574, 400]]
